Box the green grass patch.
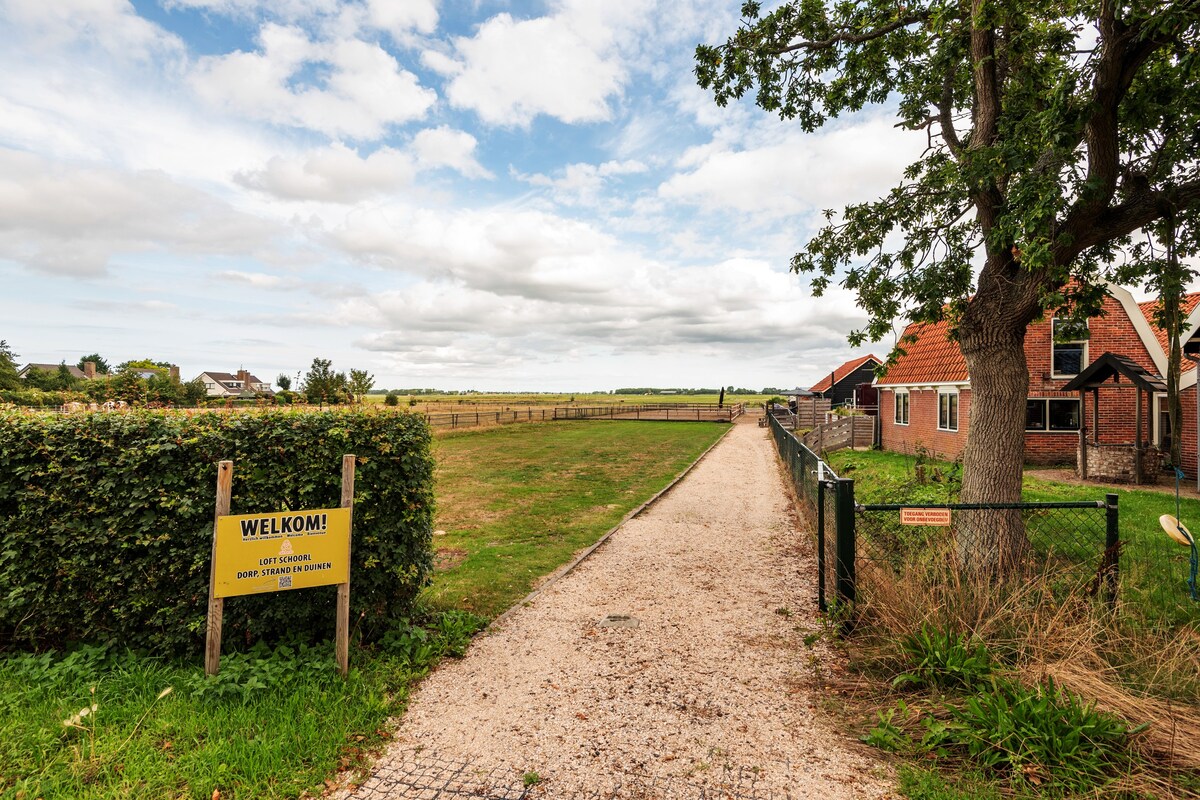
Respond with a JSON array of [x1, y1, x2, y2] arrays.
[[2, 420, 726, 798], [826, 449, 1200, 626], [426, 420, 727, 616], [2, 642, 414, 799], [897, 765, 1001, 800]]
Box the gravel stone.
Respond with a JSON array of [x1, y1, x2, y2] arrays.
[[343, 420, 895, 799]]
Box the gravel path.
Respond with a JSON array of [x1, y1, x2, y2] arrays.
[[345, 420, 894, 800]]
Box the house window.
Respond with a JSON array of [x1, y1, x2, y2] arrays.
[[894, 391, 909, 425], [1025, 398, 1081, 431], [938, 391, 959, 431], [1155, 395, 1173, 453], [1052, 318, 1088, 376]]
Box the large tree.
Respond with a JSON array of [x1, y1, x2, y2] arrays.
[[302, 358, 347, 404], [0, 340, 22, 390], [348, 369, 375, 403], [698, 1, 1200, 570], [76, 353, 111, 375]]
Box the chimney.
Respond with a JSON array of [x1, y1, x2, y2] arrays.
[[237, 369, 250, 389], [83, 361, 96, 380], [169, 365, 180, 383]]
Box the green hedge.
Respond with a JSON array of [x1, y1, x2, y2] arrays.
[[0, 409, 434, 654], [0, 389, 88, 408]]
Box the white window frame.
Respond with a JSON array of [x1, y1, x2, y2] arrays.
[[893, 390, 910, 426], [1025, 398, 1082, 432], [1051, 318, 1089, 378], [937, 390, 959, 432]]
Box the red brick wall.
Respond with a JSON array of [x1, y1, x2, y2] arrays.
[[878, 296, 1185, 470], [879, 387, 970, 460]]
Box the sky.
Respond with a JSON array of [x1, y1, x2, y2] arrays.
[[0, 0, 927, 392]]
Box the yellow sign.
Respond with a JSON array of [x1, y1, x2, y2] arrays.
[[213, 508, 350, 598]]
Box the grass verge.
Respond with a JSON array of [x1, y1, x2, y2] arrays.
[[816, 448, 1200, 798], [2, 420, 726, 798]]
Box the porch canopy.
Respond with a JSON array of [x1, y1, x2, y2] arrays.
[[1062, 352, 1167, 484]]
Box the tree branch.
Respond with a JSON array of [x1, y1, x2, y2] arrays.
[[1063, 178, 1200, 258], [938, 64, 963, 159], [768, 13, 929, 54]]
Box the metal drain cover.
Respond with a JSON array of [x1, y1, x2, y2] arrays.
[[598, 613, 640, 628]]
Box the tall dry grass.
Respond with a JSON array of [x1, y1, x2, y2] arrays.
[[851, 542, 1200, 792]]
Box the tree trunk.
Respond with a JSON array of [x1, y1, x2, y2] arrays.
[[956, 302, 1034, 575]]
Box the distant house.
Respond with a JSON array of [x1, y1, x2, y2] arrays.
[[19, 363, 91, 381], [809, 354, 881, 408], [195, 370, 274, 398]]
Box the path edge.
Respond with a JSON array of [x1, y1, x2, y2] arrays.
[[489, 422, 738, 629]]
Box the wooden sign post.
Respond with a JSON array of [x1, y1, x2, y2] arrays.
[[205, 461, 233, 676], [204, 456, 356, 677], [336, 454, 355, 677]]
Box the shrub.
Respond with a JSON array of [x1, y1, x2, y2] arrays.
[[893, 625, 993, 691], [383, 392, 399, 407], [0, 409, 434, 655], [922, 678, 1141, 792]]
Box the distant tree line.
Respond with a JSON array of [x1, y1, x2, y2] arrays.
[[0, 342, 382, 409], [0, 341, 207, 407]]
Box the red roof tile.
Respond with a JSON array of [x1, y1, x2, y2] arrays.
[[876, 319, 969, 385], [1137, 293, 1200, 356], [809, 354, 881, 392]]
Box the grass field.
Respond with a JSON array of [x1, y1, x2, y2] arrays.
[[0, 419, 727, 799], [425, 421, 728, 616]]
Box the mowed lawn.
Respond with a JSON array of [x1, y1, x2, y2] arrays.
[[425, 420, 729, 616]]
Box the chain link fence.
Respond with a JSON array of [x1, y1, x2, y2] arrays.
[[855, 500, 1119, 606], [768, 414, 1200, 626]]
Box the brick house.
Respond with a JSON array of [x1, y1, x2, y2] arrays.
[[808, 354, 881, 408], [875, 284, 1200, 475]]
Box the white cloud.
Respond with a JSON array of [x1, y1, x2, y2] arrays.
[[411, 127, 492, 178], [213, 270, 305, 290], [235, 143, 415, 202], [2, 0, 182, 60], [191, 23, 436, 139], [658, 114, 924, 219], [330, 205, 617, 299], [163, 0, 341, 20], [366, 0, 438, 37], [515, 159, 647, 206], [440, 2, 650, 126], [234, 131, 489, 203], [0, 148, 280, 276]]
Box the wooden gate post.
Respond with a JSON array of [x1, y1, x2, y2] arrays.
[[205, 460, 233, 676], [336, 454, 356, 676]]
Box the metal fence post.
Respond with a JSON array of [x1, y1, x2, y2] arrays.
[[1104, 492, 1119, 607], [817, 480, 827, 612], [835, 478, 856, 609]]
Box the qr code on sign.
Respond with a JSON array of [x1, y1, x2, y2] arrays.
[[278, 575, 293, 589]]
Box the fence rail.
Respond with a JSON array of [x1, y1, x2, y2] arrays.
[[423, 402, 745, 430]]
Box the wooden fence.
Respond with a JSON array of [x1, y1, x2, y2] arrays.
[[424, 403, 745, 430], [801, 414, 876, 454], [767, 398, 832, 429]]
